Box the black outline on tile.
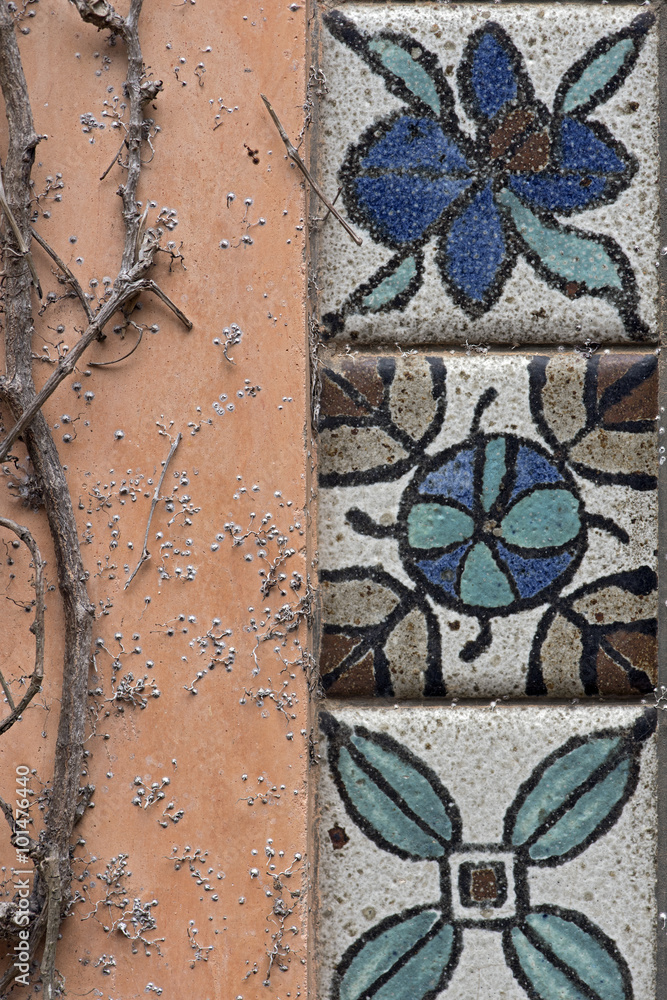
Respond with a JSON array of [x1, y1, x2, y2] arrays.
[[552, 12, 655, 119], [319, 14, 654, 340], [320, 566, 445, 698], [526, 566, 658, 696], [503, 906, 634, 1000], [320, 711, 655, 999], [528, 353, 658, 490], [319, 356, 447, 489]]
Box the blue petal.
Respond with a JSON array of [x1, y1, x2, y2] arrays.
[[355, 174, 471, 244], [496, 543, 572, 599], [471, 32, 517, 118], [444, 184, 505, 301], [361, 118, 469, 173], [419, 449, 475, 508], [559, 118, 626, 173], [512, 445, 563, 499], [417, 543, 471, 597], [508, 173, 608, 212]]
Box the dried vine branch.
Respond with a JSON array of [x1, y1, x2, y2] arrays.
[[261, 94, 362, 246], [125, 430, 181, 589], [0, 517, 44, 737], [0, 0, 190, 994]]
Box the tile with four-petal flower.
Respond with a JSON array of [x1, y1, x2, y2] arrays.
[[317, 350, 657, 697], [316, 704, 657, 1000]]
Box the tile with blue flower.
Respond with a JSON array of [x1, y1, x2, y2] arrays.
[[316, 705, 657, 1000], [314, 6, 658, 344], [317, 350, 657, 698]]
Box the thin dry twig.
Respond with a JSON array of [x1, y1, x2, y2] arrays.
[[0, 0, 188, 995], [89, 325, 143, 367], [0, 519, 45, 736], [261, 94, 362, 246], [30, 225, 93, 322], [125, 431, 182, 588], [0, 258, 192, 463]]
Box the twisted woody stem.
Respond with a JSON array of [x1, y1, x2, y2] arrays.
[[0, 0, 188, 994]]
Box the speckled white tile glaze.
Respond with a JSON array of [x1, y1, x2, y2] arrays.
[[314, 5, 659, 344], [318, 351, 657, 698], [316, 704, 657, 1000]]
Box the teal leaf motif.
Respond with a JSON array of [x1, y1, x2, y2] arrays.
[[362, 255, 419, 311], [509, 737, 621, 846], [561, 38, 634, 114], [333, 909, 460, 1000], [504, 716, 655, 864], [554, 13, 655, 116], [321, 713, 461, 860], [497, 189, 623, 291], [529, 756, 630, 861], [460, 541, 514, 608], [504, 908, 632, 1000], [368, 39, 441, 115]]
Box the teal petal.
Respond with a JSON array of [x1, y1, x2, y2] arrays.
[[351, 734, 453, 841], [339, 910, 440, 1000], [497, 189, 623, 291], [482, 437, 506, 511], [362, 255, 418, 310], [529, 757, 631, 861], [561, 38, 634, 113], [511, 738, 621, 846], [460, 542, 514, 608], [408, 503, 474, 549], [509, 928, 589, 1000], [526, 913, 626, 1000], [368, 39, 441, 114], [373, 923, 455, 1000], [501, 488, 580, 549], [338, 747, 445, 858]]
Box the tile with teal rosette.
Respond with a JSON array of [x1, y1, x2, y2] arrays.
[[313, 5, 659, 344], [316, 705, 657, 1000], [317, 350, 657, 698]]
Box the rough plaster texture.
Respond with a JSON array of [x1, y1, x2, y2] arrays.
[[314, 4, 659, 344], [0, 2, 309, 997], [316, 704, 657, 1000]]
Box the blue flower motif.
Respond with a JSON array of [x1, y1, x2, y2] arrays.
[[322, 12, 654, 338], [321, 709, 656, 1000]]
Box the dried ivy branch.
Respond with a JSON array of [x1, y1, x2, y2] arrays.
[[260, 94, 362, 246], [30, 226, 93, 322], [0, 0, 189, 994], [0, 517, 44, 737], [125, 431, 182, 589]]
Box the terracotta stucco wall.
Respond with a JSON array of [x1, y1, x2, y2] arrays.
[[0, 2, 310, 997]]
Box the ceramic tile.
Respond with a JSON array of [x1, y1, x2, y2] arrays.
[[317, 351, 657, 698], [316, 704, 657, 1000], [314, 5, 659, 344]]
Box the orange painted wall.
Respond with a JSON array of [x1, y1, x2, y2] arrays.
[[0, 2, 310, 997]]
